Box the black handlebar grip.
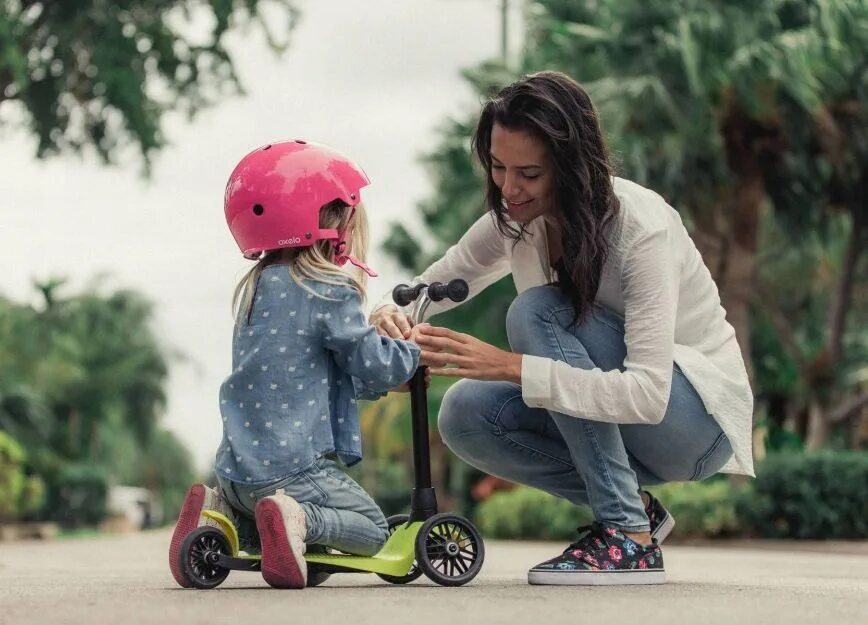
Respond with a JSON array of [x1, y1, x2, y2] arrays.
[[447, 279, 469, 302], [392, 283, 421, 307], [428, 279, 469, 302]]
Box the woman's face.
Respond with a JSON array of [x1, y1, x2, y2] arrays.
[[490, 123, 555, 224]]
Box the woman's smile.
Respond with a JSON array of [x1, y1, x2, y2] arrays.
[[504, 198, 535, 219]]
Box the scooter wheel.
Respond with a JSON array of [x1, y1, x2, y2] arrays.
[[178, 526, 232, 589], [306, 545, 332, 587], [306, 567, 331, 587], [376, 514, 423, 584], [415, 513, 484, 586]]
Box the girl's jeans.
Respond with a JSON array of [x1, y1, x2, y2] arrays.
[[438, 286, 734, 533], [217, 457, 389, 556]]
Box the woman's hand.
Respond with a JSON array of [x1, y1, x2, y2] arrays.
[[369, 304, 413, 339], [413, 324, 523, 384]]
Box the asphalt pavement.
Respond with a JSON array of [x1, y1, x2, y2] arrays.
[[1, 528, 866, 625]]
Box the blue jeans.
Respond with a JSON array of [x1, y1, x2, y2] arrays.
[[438, 286, 733, 532], [217, 457, 389, 556]]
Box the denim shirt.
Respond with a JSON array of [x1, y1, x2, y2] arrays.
[[215, 265, 420, 485]]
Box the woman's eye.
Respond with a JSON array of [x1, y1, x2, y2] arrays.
[[523, 174, 539, 180], [491, 164, 505, 170]]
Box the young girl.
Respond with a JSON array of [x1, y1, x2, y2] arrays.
[[169, 140, 421, 589]]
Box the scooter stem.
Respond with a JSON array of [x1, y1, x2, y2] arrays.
[[408, 365, 437, 522]]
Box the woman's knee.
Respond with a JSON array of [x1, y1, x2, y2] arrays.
[[437, 379, 491, 447], [506, 286, 567, 353]]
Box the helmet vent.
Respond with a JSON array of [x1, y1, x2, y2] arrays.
[[253, 204, 264, 216], [295, 140, 307, 144], [262, 144, 272, 150]]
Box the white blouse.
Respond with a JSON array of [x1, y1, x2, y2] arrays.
[[375, 177, 754, 476]]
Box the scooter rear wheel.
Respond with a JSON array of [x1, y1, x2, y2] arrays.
[[376, 514, 423, 584], [178, 526, 232, 589], [415, 513, 484, 586], [306, 545, 333, 587]]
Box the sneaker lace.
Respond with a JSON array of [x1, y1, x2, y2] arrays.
[[564, 521, 609, 553]]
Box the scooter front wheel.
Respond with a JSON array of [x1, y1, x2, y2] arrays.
[[376, 514, 423, 584], [415, 513, 484, 586], [178, 526, 232, 589]]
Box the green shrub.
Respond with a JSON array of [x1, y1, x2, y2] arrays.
[[48, 463, 109, 528], [0, 431, 46, 522], [476, 481, 738, 541], [476, 487, 593, 540], [472, 452, 868, 541], [648, 479, 741, 538], [736, 451, 868, 539]]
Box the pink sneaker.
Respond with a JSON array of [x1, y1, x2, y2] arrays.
[[255, 490, 308, 589], [169, 484, 235, 588]]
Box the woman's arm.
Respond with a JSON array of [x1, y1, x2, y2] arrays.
[[419, 229, 680, 425], [370, 212, 511, 338]]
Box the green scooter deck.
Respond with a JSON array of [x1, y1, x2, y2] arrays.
[[202, 510, 420, 577]]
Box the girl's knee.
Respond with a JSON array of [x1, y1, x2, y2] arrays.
[[357, 529, 389, 557]]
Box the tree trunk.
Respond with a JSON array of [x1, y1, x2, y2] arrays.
[[66, 407, 79, 457], [719, 102, 773, 390], [803, 203, 866, 446], [805, 399, 830, 450]]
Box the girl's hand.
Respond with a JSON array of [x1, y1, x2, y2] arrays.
[[413, 324, 523, 384], [370, 304, 413, 340]]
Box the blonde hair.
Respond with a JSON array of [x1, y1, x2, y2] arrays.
[[232, 199, 370, 323]]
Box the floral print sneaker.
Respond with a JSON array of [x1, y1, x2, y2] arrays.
[[644, 490, 676, 543], [528, 522, 665, 585]]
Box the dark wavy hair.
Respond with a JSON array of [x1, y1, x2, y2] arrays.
[[471, 71, 620, 325]]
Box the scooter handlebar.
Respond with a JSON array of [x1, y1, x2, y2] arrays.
[[392, 279, 469, 306]]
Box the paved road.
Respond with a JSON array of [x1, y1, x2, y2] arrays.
[[1, 529, 866, 625]]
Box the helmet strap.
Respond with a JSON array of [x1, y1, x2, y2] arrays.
[[332, 205, 378, 277]]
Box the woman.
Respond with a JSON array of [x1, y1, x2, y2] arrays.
[[371, 71, 753, 585]]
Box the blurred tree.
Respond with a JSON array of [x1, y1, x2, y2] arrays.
[[33, 279, 169, 459], [0, 0, 299, 168], [756, 36, 867, 447], [132, 428, 197, 522], [0, 279, 191, 525], [0, 430, 45, 523]]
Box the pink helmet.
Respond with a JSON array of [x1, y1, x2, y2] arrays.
[[224, 139, 376, 275]]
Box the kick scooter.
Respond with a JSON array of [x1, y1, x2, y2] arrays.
[[176, 279, 485, 588]]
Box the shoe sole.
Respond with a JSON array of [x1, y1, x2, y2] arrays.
[[256, 498, 306, 589], [169, 484, 206, 588], [652, 513, 676, 544], [528, 569, 666, 585]]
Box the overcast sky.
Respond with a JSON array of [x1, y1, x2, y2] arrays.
[[0, 0, 523, 472]]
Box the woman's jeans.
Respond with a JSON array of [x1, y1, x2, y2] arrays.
[[438, 286, 733, 533], [216, 457, 389, 556]]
